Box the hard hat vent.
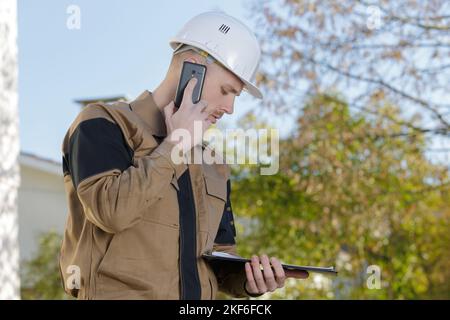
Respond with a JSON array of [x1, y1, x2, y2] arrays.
[[218, 24, 230, 34]]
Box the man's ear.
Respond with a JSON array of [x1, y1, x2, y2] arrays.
[[184, 57, 197, 63]]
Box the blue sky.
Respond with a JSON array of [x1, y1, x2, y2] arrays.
[[18, 1, 448, 166], [18, 0, 268, 162]]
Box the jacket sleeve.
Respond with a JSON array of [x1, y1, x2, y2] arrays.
[[65, 117, 186, 234], [212, 180, 263, 298]]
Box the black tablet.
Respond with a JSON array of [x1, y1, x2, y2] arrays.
[[202, 251, 338, 275]]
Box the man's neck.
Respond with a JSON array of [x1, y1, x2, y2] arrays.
[[152, 76, 177, 112]]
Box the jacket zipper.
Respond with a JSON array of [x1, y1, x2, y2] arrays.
[[179, 218, 184, 299]]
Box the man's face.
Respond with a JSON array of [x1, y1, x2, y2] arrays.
[[199, 61, 244, 124]]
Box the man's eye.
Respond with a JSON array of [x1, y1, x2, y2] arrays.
[[221, 89, 227, 95]]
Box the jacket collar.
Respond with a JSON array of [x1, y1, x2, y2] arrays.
[[129, 90, 167, 137]]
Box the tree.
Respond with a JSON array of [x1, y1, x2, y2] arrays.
[[231, 94, 450, 299], [20, 231, 68, 300], [0, 0, 20, 300], [249, 0, 450, 140]]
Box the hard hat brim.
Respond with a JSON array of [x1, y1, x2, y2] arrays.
[[241, 78, 263, 99]]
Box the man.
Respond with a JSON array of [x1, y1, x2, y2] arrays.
[[60, 11, 308, 300]]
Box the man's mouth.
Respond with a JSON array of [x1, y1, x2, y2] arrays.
[[210, 114, 223, 124]]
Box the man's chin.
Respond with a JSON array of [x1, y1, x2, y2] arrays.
[[208, 117, 218, 124]]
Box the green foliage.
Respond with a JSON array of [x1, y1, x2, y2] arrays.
[[231, 94, 450, 299], [20, 231, 68, 300]]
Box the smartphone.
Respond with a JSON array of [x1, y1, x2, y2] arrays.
[[174, 61, 207, 108]]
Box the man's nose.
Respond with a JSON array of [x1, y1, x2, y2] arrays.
[[223, 97, 235, 114], [224, 104, 234, 114]]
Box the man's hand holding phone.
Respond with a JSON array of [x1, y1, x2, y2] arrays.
[[163, 77, 211, 154]]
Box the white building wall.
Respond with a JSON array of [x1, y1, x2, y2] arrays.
[[18, 159, 67, 262]]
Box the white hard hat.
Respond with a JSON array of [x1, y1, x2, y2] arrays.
[[169, 11, 263, 99]]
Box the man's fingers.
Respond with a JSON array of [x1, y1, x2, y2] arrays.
[[270, 257, 286, 288], [181, 77, 198, 108], [202, 119, 212, 133], [191, 100, 208, 117], [197, 102, 211, 123], [251, 255, 267, 293], [285, 270, 309, 279], [244, 262, 259, 294], [196, 100, 208, 113], [261, 255, 277, 292], [164, 101, 175, 119]]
